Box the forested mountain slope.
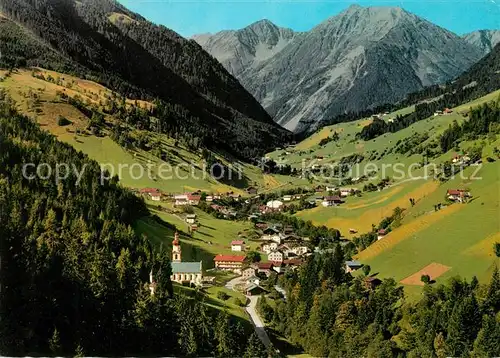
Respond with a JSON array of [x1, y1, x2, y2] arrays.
[[0, 0, 290, 159], [0, 93, 261, 356]]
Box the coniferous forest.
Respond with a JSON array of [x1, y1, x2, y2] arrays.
[[265, 249, 500, 357], [0, 94, 264, 357]]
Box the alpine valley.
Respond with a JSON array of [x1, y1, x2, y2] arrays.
[[1, 0, 500, 357]]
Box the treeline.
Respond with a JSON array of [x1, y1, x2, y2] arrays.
[[440, 99, 500, 153], [265, 246, 500, 357], [0, 95, 262, 356]]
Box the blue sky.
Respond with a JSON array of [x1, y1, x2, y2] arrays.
[[118, 0, 500, 37]]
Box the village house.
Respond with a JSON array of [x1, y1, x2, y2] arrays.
[[339, 188, 353, 197], [150, 192, 162, 201], [284, 259, 303, 269], [315, 185, 325, 192], [326, 186, 337, 192], [447, 189, 471, 202], [261, 227, 282, 244], [170, 232, 203, 285], [272, 261, 286, 274], [434, 110, 444, 116], [174, 193, 188, 204], [345, 260, 363, 273], [246, 275, 260, 286], [189, 224, 198, 232], [246, 283, 268, 296], [268, 250, 284, 263], [185, 214, 196, 224], [231, 240, 245, 252], [322, 195, 344, 207], [258, 205, 273, 214], [452, 154, 471, 165], [377, 229, 387, 240], [282, 243, 309, 257], [241, 266, 257, 279], [260, 241, 279, 254], [266, 200, 284, 211], [256, 262, 274, 277], [210, 204, 226, 213], [228, 193, 241, 201], [140, 188, 162, 201], [174, 193, 201, 206], [365, 277, 382, 290], [213, 254, 246, 274], [283, 225, 294, 235], [206, 195, 214, 202], [283, 195, 292, 202]]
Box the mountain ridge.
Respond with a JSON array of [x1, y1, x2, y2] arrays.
[[195, 5, 486, 132], [192, 18, 298, 79], [463, 29, 500, 55]]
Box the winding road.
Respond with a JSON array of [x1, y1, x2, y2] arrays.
[[246, 295, 271, 348], [224, 276, 271, 348]]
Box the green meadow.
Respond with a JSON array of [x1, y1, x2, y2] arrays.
[[359, 163, 499, 299]]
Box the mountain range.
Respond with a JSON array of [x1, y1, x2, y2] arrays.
[[463, 29, 500, 56], [194, 5, 497, 132], [0, 0, 290, 159]]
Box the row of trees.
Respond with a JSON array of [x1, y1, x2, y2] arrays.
[[440, 100, 500, 153]]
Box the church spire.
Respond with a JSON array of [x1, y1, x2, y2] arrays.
[[172, 232, 181, 262]]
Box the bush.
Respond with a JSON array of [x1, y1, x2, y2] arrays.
[[421, 275, 431, 284], [57, 115, 72, 126], [182, 205, 195, 214]]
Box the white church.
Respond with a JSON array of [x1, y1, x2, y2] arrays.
[[170, 232, 203, 285]]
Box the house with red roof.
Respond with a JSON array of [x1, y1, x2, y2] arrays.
[[447, 189, 471, 203], [139, 188, 162, 201], [213, 254, 246, 273], [174, 193, 201, 206], [231, 240, 245, 252], [377, 228, 388, 240], [256, 262, 274, 277]]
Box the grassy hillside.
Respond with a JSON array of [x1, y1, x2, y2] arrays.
[[267, 89, 500, 297], [0, 68, 296, 193], [358, 163, 499, 299]]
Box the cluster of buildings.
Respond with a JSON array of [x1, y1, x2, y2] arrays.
[[256, 225, 311, 263], [209, 204, 237, 218], [137, 188, 255, 206]]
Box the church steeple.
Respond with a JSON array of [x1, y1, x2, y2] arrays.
[[172, 232, 182, 262]]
